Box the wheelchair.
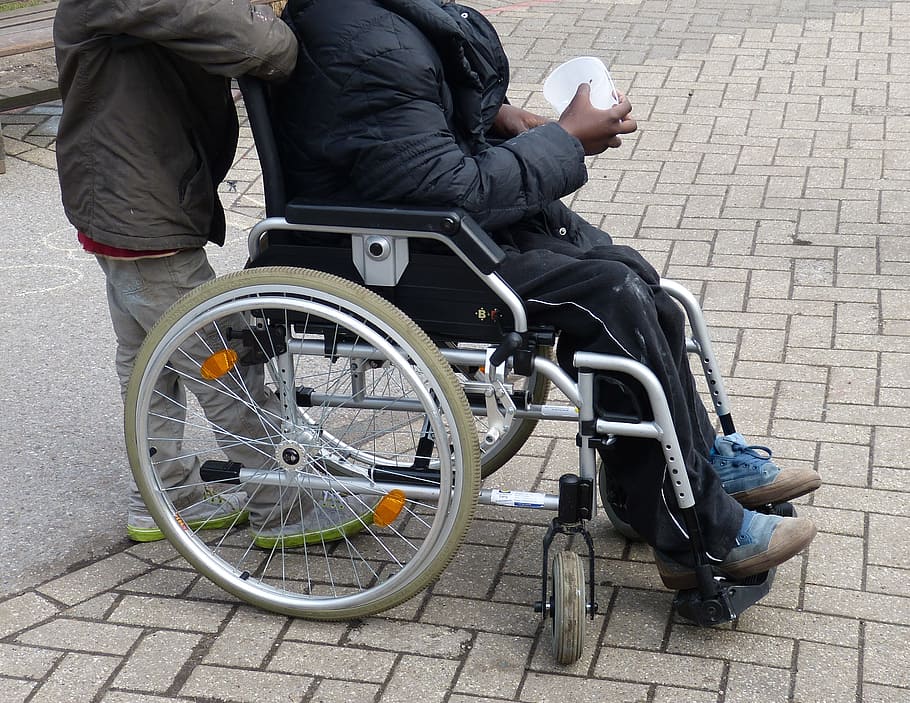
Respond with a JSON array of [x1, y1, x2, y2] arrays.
[[124, 77, 787, 664]]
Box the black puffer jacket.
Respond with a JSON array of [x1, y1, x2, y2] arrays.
[[274, 0, 607, 248]]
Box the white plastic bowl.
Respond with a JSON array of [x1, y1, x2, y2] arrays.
[[543, 56, 618, 114]]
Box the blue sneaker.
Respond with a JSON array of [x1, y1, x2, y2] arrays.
[[711, 433, 821, 508], [655, 509, 817, 589]]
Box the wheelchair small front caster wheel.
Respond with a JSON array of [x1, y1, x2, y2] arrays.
[[551, 551, 585, 664], [598, 461, 643, 542]]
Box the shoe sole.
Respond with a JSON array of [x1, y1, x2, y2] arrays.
[[252, 512, 374, 549], [127, 510, 250, 543], [729, 471, 822, 508], [656, 517, 817, 590]]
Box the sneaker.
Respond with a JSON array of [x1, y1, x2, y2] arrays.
[[251, 492, 376, 549], [127, 490, 250, 542], [711, 433, 821, 507], [655, 509, 817, 590]]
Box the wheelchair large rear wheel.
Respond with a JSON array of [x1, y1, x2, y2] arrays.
[[125, 267, 480, 619]]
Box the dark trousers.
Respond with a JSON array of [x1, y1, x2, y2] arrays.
[[496, 213, 742, 563]]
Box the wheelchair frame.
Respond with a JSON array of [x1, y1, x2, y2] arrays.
[[124, 76, 776, 664]]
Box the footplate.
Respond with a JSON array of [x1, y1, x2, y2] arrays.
[[674, 568, 775, 626]]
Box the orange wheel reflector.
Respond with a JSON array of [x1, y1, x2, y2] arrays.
[[200, 348, 239, 380], [372, 489, 406, 528]]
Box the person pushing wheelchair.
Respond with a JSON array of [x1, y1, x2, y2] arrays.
[[271, 0, 822, 587]]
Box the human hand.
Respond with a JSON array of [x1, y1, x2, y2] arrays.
[[492, 103, 550, 138], [556, 83, 637, 155]]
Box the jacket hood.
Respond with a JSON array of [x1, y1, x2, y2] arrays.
[[382, 0, 508, 144]]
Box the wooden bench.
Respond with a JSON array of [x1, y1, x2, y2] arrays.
[[0, 2, 58, 172]]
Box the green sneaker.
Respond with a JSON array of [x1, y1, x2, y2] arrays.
[[127, 491, 249, 542], [251, 493, 376, 549]]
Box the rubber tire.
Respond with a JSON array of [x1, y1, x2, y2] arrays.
[[551, 551, 586, 665], [125, 267, 481, 619]]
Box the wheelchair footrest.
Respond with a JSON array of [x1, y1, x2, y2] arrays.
[[674, 568, 775, 627]]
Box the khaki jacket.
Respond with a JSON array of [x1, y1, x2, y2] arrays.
[[54, 0, 297, 250]]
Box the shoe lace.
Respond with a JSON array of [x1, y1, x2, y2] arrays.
[[729, 442, 773, 467], [203, 487, 230, 505]]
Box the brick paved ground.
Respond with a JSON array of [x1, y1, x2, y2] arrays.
[[1, 1, 908, 701]]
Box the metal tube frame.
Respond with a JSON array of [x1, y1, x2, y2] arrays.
[[242, 226, 729, 517], [660, 278, 736, 435]]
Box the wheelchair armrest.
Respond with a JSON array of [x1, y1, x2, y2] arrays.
[[284, 201, 506, 274]]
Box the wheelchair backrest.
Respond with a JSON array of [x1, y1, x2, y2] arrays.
[[238, 76, 540, 344]]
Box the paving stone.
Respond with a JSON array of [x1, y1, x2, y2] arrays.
[[203, 608, 286, 668], [594, 647, 723, 690], [449, 696, 520, 703], [103, 694, 195, 703], [796, 504, 865, 538], [16, 618, 144, 656], [723, 662, 792, 703], [347, 619, 472, 658], [860, 683, 910, 703], [118, 568, 198, 598], [268, 641, 397, 682], [805, 532, 865, 590], [653, 686, 717, 703], [0, 642, 60, 679], [865, 565, 910, 599], [0, 679, 36, 703], [862, 622, 910, 688], [281, 618, 349, 644], [108, 595, 231, 633], [432, 543, 508, 598], [112, 630, 202, 693], [793, 641, 859, 703], [816, 441, 870, 487], [310, 678, 380, 703], [455, 632, 534, 699], [668, 625, 793, 668], [28, 652, 120, 703], [62, 594, 120, 620], [774, 380, 827, 421], [804, 584, 910, 626], [599, 588, 674, 651], [812, 484, 909, 519], [867, 513, 910, 570], [871, 466, 909, 492], [180, 665, 312, 703], [519, 671, 649, 703], [37, 553, 152, 606], [871, 425, 910, 469], [380, 654, 459, 703], [0, 593, 60, 639]]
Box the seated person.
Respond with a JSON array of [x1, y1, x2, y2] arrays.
[[271, 0, 821, 586]]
